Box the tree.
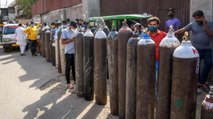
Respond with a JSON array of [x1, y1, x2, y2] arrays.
[[16, 0, 36, 18]]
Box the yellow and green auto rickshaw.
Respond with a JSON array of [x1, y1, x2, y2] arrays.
[[88, 13, 152, 30]]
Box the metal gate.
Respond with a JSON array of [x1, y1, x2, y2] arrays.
[[138, 0, 190, 30]]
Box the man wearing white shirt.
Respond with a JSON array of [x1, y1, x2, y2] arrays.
[[15, 23, 27, 56], [61, 21, 77, 89]]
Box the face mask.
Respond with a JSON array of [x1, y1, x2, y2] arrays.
[[148, 26, 158, 32], [168, 14, 174, 18], [51, 25, 55, 28], [196, 20, 203, 25]]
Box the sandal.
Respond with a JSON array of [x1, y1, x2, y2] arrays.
[[67, 84, 74, 89], [198, 83, 210, 93]]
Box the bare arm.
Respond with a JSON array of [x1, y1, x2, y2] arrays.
[[61, 37, 75, 44], [174, 27, 186, 35]]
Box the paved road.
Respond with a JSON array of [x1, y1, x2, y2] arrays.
[[0, 47, 116, 119]]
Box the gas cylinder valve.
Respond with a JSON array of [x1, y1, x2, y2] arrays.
[[169, 25, 174, 33], [182, 31, 189, 41], [210, 86, 213, 97]]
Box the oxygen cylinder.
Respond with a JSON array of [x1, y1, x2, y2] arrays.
[[45, 29, 51, 62], [107, 24, 118, 115], [49, 32, 53, 64], [60, 38, 66, 75], [83, 29, 94, 101], [41, 30, 45, 57], [170, 32, 199, 119], [126, 32, 140, 119], [50, 31, 55, 66], [136, 32, 156, 119], [75, 30, 84, 97], [51, 35, 56, 66], [94, 27, 107, 105], [201, 86, 213, 119], [55, 35, 58, 67], [57, 30, 62, 73], [118, 20, 133, 119], [156, 25, 180, 119]]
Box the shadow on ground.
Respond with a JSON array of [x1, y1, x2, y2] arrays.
[[0, 46, 117, 119]]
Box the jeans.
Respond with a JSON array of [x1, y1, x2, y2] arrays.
[[65, 54, 75, 84], [29, 40, 37, 55], [198, 49, 212, 84]]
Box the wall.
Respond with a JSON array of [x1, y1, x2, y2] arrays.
[[190, 0, 213, 22], [82, 0, 100, 21], [65, 4, 83, 20], [32, 0, 81, 16], [100, 0, 138, 16], [33, 4, 83, 25]]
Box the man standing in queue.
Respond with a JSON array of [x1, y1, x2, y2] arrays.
[[147, 16, 167, 74], [61, 21, 77, 89], [133, 23, 144, 38], [147, 17, 166, 96], [165, 8, 181, 32], [175, 10, 213, 90]]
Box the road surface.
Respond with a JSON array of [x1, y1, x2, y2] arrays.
[[0, 46, 116, 119]]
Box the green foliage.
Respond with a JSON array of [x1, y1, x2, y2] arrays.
[[16, 0, 36, 18]]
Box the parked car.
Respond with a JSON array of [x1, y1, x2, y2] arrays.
[[2, 24, 19, 52]]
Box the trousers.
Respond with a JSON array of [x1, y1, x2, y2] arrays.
[[65, 54, 75, 84]]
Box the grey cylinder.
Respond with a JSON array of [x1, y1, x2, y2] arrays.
[[94, 28, 107, 105], [107, 29, 118, 115], [45, 30, 51, 62], [49, 33, 53, 64], [41, 30, 45, 57], [156, 26, 180, 119], [57, 30, 62, 73], [136, 34, 155, 119], [118, 25, 132, 119], [83, 29, 94, 101], [171, 40, 199, 119], [75, 31, 84, 97], [50, 31, 55, 66], [51, 32, 56, 66], [126, 34, 140, 119]]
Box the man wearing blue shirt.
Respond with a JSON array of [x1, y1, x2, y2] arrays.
[[61, 21, 77, 89]]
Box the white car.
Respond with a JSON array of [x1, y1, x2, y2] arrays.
[[2, 24, 19, 52]]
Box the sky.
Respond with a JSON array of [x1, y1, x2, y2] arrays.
[[0, 0, 15, 8]]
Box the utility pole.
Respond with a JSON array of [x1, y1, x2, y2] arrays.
[[5, 0, 8, 8]]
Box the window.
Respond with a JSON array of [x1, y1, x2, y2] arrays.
[[3, 25, 18, 35]]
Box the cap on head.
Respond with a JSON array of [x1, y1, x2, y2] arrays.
[[70, 20, 77, 28], [147, 16, 161, 24]]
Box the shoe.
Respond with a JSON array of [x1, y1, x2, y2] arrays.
[[32, 54, 37, 56], [198, 83, 210, 93], [20, 53, 26, 56], [198, 83, 209, 89]]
